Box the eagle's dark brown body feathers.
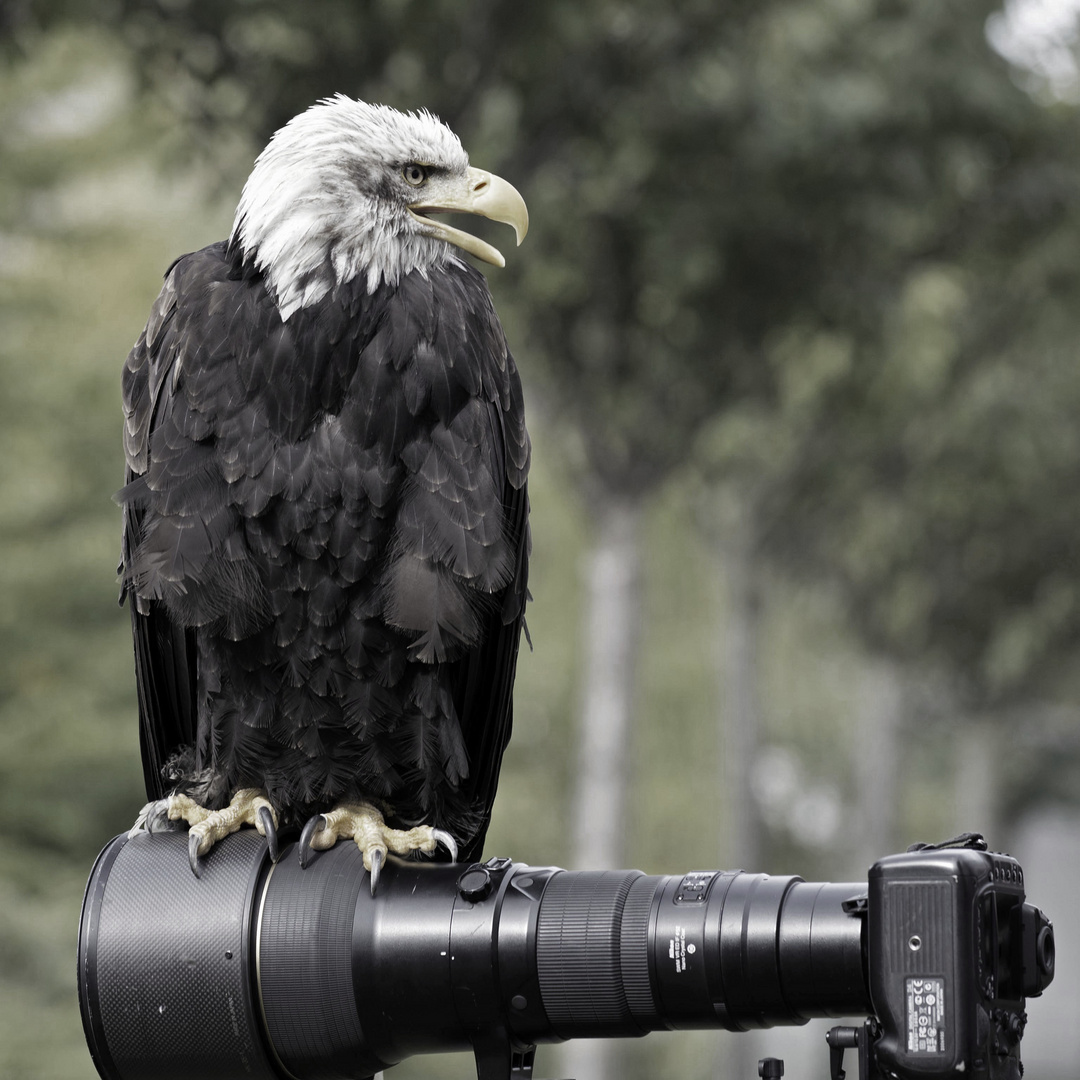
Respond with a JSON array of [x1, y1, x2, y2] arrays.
[[120, 238, 529, 862]]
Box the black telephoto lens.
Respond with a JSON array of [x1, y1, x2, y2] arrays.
[[79, 832, 870, 1080]]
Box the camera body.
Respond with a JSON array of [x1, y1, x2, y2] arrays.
[[77, 833, 1053, 1080], [867, 847, 1053, 1080]]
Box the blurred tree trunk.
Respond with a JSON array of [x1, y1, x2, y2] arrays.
[[854, 662, 904, 873], [954, 721, 998, 843], [719, 515, 764, 873], [562, 492, 643, 1080], [569, 493, 643, 870]]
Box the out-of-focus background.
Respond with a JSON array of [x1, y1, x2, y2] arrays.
[[2, 1, 1079, 1078]]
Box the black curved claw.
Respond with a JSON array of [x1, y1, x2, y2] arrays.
[[298, 814, 326, 869], [257, 806, 280, 863], [188, 831, 205, 878], [369, 848, 384, 896]]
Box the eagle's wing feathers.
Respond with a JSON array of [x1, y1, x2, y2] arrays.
[[121, 246, 275, 639], [451, 449, 530, 862], [375, 268, 530, 856], [122, 257, 196, 801], [122, 244, 292, 799]]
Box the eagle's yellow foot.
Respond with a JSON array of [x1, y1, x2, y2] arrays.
[[298, 801, 458, 893], [168, 788, 280, 877]]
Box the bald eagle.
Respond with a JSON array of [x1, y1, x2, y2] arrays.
[[120, 96, 530, 888]]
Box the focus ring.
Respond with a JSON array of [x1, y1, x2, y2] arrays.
[[621, 875, 663, 1025], [535, 870, 644, 1037]]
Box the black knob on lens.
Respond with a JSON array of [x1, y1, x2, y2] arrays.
[[458, 866, 493, 902]]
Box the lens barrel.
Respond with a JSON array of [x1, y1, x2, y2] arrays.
[[79, 832, 869, 1080]]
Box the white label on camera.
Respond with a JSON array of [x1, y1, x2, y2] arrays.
[[906, 976, 946, 1054]]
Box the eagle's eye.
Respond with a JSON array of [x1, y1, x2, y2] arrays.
[[403, 164, 428, 187]]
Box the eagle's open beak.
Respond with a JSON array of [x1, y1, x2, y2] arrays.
[[408, 167, 529, 268]]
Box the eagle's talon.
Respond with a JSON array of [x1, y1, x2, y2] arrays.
[[257, 805, 280, 863], [295, 801, 453, 879], [432, 829, 458, 863], [298, 813, 325, 869], [158, 788, 277, 874], [188, 831, 205, 878], [369, 848, 384, 895]]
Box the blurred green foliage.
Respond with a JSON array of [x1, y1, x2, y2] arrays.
[[2, 3, 1080, 1078], [52, 0, 1079, 703]]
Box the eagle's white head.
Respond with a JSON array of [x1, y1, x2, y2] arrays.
[[231, 95, 528, 320]]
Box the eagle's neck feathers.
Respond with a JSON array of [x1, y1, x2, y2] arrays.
[[229, 96, 469, 321]]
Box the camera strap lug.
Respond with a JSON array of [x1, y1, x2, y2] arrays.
[[906, 832, 988, 852], [841, 894, 868, 915]]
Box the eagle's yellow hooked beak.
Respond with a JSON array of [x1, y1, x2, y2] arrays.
[[408, 167, 529, 268]]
